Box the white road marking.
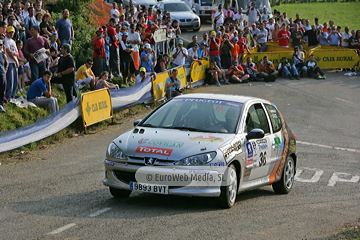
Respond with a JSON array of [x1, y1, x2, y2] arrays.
[[297, 141, 360, 153], [47, 223, 76, 235], [295, 167, 324, 183], [335, 97, 354, 104], [327, 172, 360, 187], [88, 207, 112, 217]]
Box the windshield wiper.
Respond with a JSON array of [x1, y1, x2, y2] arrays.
[[140, 123, 157, 128], [165, 126, 213, 132]]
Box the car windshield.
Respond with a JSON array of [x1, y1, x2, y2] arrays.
[[139, 98, 243, 133], [164, 3, 192, 12]]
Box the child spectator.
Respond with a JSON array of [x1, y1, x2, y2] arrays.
[[96, 71, 119, 90]]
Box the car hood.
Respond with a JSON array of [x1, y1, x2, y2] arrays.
[[169, 11, 198, 20], [113, 128, 235, 160]]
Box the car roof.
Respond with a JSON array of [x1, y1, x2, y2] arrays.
[[176, 93, 267, 104]]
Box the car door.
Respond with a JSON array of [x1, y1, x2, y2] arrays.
[[243, 103, 274, 181], [263, 103, 284, 165]]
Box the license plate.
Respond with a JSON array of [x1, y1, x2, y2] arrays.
[[130, 182, 169, 195]]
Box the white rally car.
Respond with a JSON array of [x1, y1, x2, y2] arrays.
[[103, 94, 297, 208]]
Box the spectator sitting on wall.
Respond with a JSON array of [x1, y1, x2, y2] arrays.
[[27, 70, 59, 113], [136, 67, 156, 85], [75, 59, 96, 90]]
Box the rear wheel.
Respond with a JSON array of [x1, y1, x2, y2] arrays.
[[215, 164, 238, 208], [272, 156, 295, 194], [109, 187, 131, 198]]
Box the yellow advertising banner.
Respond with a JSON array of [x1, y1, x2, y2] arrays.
[[243, 51, 301, 68], [308, 46, 359, 69], [175, 66, 187, 89], [152, 71, 169, 102], [190, 59, 210, 83], [81, 88, 113, 128]]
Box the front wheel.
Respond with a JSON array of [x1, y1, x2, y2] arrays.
[[109, 187, 131, 199], [215, 164, 238, 208], [272, 156, 295, 194]]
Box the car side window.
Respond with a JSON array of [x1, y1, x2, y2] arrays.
[[264, 104, 282, 133], [246, 104, 270, 134]]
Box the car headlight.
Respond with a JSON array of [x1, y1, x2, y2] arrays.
[[107, 142, 127, 160], [174, 152, 217, 166]]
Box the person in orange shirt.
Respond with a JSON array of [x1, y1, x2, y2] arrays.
[[231, 37, 240, 65]]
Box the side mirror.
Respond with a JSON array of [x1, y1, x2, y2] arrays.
[[246, 128, 265, 140], [134, 119, 142, 127]]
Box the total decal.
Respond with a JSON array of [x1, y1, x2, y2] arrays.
[[245, 138, 271, 168], [135, 146, 173, 156]]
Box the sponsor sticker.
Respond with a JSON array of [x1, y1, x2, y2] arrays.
[[256, 139, 267, 144], [246, 142, 253, 158], [210, 162, 226, 167], [136, 146, 173, 156], [189, 135, 224, 142], [138, 138, 184, 148], [274, 137, 281, 148], [246, 158, 253, 166]]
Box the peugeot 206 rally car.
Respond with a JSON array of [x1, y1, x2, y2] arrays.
[[103, 94, 297, 208]]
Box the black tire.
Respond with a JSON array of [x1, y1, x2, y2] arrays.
[[272, 156, 295, 194], [215, 164, 238, 208], [109, 187, 131, 198], [193, 26, 201, 32]]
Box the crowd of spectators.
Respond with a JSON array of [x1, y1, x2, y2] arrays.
[[0, 0, 359, 113]]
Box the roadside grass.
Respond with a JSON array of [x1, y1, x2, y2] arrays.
[[276, 2, 359, 31]]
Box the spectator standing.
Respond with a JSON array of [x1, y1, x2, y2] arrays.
[[140, 43, 156, 72], [327, 26, 341, 46], [272, 23, 280, 42], [262, 7, 270, 21], [75, 59, 96, 90], [27, 70, 58, 113], [187, 35, 199, 49], [208, 31, 221, 67], [256, 23, 268, 52], [318, 26, 329, 45], [34, 0, 46, 15], [24, 25, 49, 82], [223, 4, 234, 23], [16, 39, 27, 93], [107, 18, 121, 78], [49, 32, 58, 52], [220, 33, 233, 69], [54, 44, 76, 103], [278, 24, 290, 47], [15, 6, 26, 44], [341, 26, 351, 48], [233, 7, 244, 30], [0, 39, 8, 113], [110, 3, 120, 23], [213, 5, 224, 30], [348, 30, 360, 49], [55, 9, 74, 46], [24, 6, 36, 39], [40, 12, 55, 38], [7, 16, 20, 41], [246, 2, 261, 26], [128, 24, 141, 71], [172, 39, 188, 68], [165, 68, 181, 99], [304, 24, 320, 48], [266, 18, 275, 41], [119, 32, 135, 85], [197, 42, 208, 60], [22, 2, 30, 20], [291, 24, 304, 49], [186, 44, 201, 67], [5, 26, 19, 101]]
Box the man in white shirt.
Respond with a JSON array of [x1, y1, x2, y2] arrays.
[[341, 26, 351, 48], [128, 24, 141, 71], [172, 39, 188, 68], [246, 2, 261, 26], [213, 5, 224, 30], [233, 7, 244, 29], [110, 3, 120, 23], [186, 44, 201, 67], [4, 26, 19, 101], [261, 7, 270, 21], [266, 18, 275, 41]]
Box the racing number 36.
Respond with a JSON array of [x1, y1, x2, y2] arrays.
[[259, 152, 267, 167]]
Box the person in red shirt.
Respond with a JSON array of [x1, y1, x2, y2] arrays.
[[144, 21, 158, 44], [147, 8, 155, 22], [90, 27, 106, 77], [107, 18, 121, 78], [227, 61, 250, 83], [237, 30, 250, 63], [278, 23, 290, 47], [208, 31, 222, 68]]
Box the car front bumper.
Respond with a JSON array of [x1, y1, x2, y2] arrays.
[[103, 160, 221, 197]]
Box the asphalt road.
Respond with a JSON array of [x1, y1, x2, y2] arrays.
[[1, 72, 360, 240]]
